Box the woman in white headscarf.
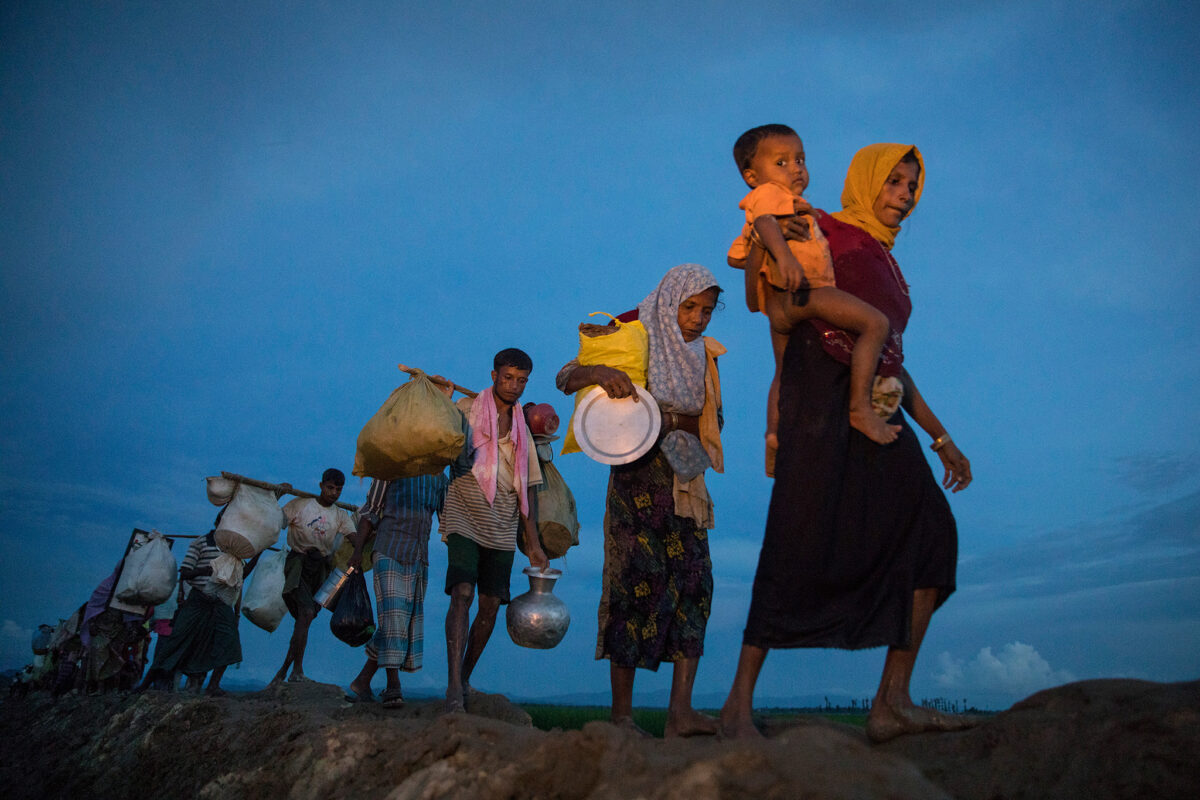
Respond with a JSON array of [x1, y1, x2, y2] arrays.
[[557, 264, 724, 738]]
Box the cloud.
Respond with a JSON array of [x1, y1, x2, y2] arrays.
[[934, 642, 1077, 701], [959, 486, 1200, 601], [1111, 451, 1200, 494]]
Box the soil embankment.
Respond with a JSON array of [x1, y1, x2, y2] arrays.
[[2, 679, 1196, 799]]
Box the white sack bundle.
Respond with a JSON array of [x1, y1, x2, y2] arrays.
[[214, 483, 286, 558], [241, 548, 289, 632], [209, 552, 244, 591], [114, 534, 178, 606], [206, 476, 238, 506]]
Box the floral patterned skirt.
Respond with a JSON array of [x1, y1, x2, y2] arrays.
[[596, 447, 712, 670]]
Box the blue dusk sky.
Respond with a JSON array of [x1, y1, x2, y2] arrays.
[[2, 2, 1197, 709]]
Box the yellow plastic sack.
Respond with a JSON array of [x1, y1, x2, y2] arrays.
[[561, 313, 649, 455], [353, 371, 466, 479]]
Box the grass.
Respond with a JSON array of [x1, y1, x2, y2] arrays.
[[520, 704, 870, 738]]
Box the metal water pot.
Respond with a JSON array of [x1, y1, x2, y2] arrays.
[[506, 567, 570, 649], [314, 565, 356, 610]]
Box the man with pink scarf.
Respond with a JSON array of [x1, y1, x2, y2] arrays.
[[440, 347, 547, 712]]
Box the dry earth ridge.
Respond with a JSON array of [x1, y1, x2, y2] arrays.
[[2, 678, 1196, 799]]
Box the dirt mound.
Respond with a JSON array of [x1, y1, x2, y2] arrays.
[[2, 679, 1196, 799]]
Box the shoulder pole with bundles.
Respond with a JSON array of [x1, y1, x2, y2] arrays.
[[220, 471, 359, 513]]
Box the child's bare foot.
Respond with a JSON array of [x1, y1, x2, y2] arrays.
[[850, 409, 901, 445], [764, 433, 778, 477]]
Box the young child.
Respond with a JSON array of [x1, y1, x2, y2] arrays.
[[729, 124, 899, 474]]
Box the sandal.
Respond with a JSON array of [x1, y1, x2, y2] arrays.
[[381, 688, 404, 709]]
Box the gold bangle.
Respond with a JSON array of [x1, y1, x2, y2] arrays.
[[930, 434, 952, 452]]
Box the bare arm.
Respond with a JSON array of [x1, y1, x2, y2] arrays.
[[560, 364, 637, 400], [753, 215, 805, 291], [901, 368, 972, 493], [521, 487, 548, 570]]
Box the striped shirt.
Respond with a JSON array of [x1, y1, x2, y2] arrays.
[[181, 534, 239, 606], [440, 420, 542, 552], [360, 473, 448, 565]]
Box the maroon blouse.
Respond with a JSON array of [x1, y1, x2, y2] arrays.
[[811, 211, 912, 378]]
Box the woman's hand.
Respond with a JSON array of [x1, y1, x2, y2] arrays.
[[936, 441, 972, 493], [779, 214, 813, 242], [590, 366, 637, 400]]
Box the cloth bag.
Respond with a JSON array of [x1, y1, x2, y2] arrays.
[[241, 548, 289, 632], [329, 570, 376, 647], [561, 313, 649, 454], [517, 459, 580, 560], [210, 553, 245, 591], [114, 534, 178, 606], [353, 370, 466, 480], [213, 483, 286, 558]]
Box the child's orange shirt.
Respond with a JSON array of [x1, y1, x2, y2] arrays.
[[729, 182, 835, 311]]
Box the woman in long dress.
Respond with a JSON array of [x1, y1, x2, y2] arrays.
[[558, 263, 725, 738], [720, 144, 976, 742]]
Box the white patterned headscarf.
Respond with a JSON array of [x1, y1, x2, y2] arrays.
[[638, 263, 720, 481]]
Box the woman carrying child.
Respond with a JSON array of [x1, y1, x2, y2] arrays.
[[557, 264, 724, 738], [729, 124, 900, 476], [721, 143, 976, 742]]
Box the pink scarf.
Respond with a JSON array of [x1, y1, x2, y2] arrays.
[[469, 387, 531, 515]]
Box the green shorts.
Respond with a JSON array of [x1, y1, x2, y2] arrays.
[[282, 550, 331, 618], [444, 534, 514, 603]]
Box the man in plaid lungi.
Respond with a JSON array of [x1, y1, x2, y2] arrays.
[[345, 471, 448, 708]]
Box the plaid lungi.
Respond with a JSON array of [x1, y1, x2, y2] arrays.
[[365, 556, 426, 671]]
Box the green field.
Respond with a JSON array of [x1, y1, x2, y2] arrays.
[[520, 704, 869, 738]]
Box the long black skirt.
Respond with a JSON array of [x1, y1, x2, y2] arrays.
[[743, 323, 957, 650], [148, 591, 242, 674]]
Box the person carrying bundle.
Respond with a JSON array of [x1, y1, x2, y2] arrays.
[[139, 529, 258, 696], [343, 464, 450, 707], [270, 469, 357, 685], [441, 348, 548, 713]]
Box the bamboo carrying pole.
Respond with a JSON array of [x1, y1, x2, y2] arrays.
[[220, 471, 359, 513], [397, 364, 477, 397]]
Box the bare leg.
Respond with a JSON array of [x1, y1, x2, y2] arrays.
[[349, 656, 378, 699], [765, 330, 788, 478], [271, 605, 316, 684], [609, 663, 650, 736], [287, 607, 316, 681], [461, 593, 501, 702], [665, 657, 718, 738], [383, 667, 401, 695], [720, 644, 767, 739], [765, 286, 901, 446], [444, 582, 473, 711], [866, 588, 977, 742], [206, 665, 228, 695]]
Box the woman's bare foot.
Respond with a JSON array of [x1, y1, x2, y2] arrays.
[[866, 702, 979, 743], [665, 707, 719, 739], [850, 409, 901, 445], [719, 705, 764, 740], [764, 433, 779, 478], [612, 715, 653, 738], [444, 687, 466, 714]]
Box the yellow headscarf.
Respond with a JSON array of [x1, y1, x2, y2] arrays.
[[831, 143, 925, 250]]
